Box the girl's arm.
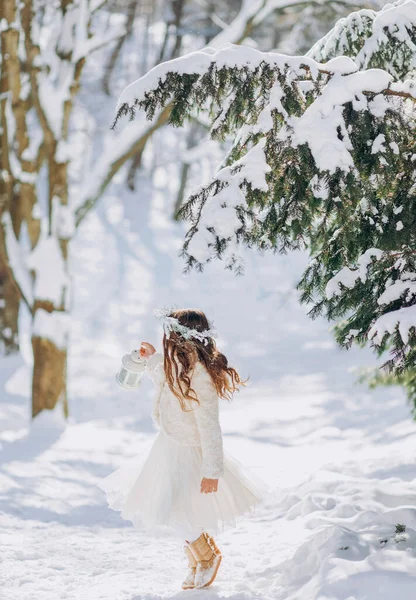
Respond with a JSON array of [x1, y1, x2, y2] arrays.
[[139, 343, 165, 425], [140, 342, 164, 385], [144, 351, 164, 386], [192, 362, 224, 481]]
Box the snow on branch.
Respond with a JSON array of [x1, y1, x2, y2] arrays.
[[104, 0, 416, 391], [185, 140, 271, 267], [28, 1, 125, 139], [32, 308, 70, 350], [357, 0, 416, 77], [113, 44, 358, 126], [111, 35, 415, 269], [287, 69, 393, 172], [326, 248, 384, 297], [309, 0, 416, 80], [27, 237, 70, 307], [369, 305, 416, 345], [2, 214, 34, 311], [323, 246, 416, 355]]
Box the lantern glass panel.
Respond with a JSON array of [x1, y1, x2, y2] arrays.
[[127, 371, 140, 385], [119, 367, 129, 384]]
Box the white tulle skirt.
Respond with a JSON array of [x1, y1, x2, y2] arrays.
[[99, 431, 264, 536]]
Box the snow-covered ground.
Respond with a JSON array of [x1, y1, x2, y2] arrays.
[[2, 15, 416, 595], [2, 345, 416, 599], [2, 186, 416, 598]]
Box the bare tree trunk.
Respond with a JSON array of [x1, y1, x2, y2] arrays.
[[22, 2, 79, 418], [29, 142, 71, 419], [32, 299, 67, 418], [0, 267, 20, 354], [102, 0, 137, 95], [31, 342, 66, 416], [1, 1, 21, 354]]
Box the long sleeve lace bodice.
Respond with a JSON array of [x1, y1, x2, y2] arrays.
[[191, 362, 224, 478], [143, 353, 224, 479]]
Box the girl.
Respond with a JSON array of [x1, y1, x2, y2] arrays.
[[99, 308, 264, 590]]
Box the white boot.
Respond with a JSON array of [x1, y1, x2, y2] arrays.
[[188, 532, 222, 589], [182, 544, 197, 590]]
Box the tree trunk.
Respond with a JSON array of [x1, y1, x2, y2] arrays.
[[0, 266, 20, 354], [102, 0, 137, 95], [23, 1, 81, 420], [30, 161, 70, 419], [32, 322, 67, 418]]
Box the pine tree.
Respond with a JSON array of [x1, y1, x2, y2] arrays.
[[2, 0, 318, 417], [112, 0, 416, 409]]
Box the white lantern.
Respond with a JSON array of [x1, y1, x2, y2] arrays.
[[116, 349, 146, 390]]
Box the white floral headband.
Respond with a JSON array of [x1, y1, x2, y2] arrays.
[[154, 307, 216, 345]]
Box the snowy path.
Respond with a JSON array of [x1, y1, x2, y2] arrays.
[[2, 371, 416, 600]]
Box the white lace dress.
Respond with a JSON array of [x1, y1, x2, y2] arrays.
[[99, 354, 264, 536]]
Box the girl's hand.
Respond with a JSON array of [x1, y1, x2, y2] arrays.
[[140, 342, 156, 359], [200, 478, 218, 494]]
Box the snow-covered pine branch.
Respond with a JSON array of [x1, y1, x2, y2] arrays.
[[76, 0, 324, 226], [320, 246, 416, 373], [113, 0, 416, 397], [309, 0, 416, 80], [112, 36, 415, 266]]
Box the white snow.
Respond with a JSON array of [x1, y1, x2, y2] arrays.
[[32, 203, 42, 220], [307, 8, 376, 62], [187, 140, 271, 265], [371, 133, 386, 153], [32, 308, 70, 349], [27, 237, 70, 306], [218, 139, 271, 193], [116, 44, 358, 114], [369, 304, 416, 344], [309, 175, 330, 199], [369, 93, 392, 117], [57, 204, 76, 239], [390, 141, 400, 155], [76, 117, 159, 213], [21, 129, 43, 162], [55, 140, 70, 163], [2, 360, 416, 600], [2, 213, 34, 307], [3, 3, 416, 599], [377, 277, 416, 305], [391, 79, 416, 99], [357, 1, 416, 74], [289, 70, 392, 173], [326, 248, 383, 298]]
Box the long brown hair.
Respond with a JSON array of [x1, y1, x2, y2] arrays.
[[163, 308, 244, 410]]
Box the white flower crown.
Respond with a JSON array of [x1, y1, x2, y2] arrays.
[[154, 307, 216, 345]]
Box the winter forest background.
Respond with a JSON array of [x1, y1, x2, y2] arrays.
[[2, 0, 416, 598]]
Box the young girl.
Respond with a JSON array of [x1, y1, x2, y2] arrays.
[[99, 308, 264, 590]]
